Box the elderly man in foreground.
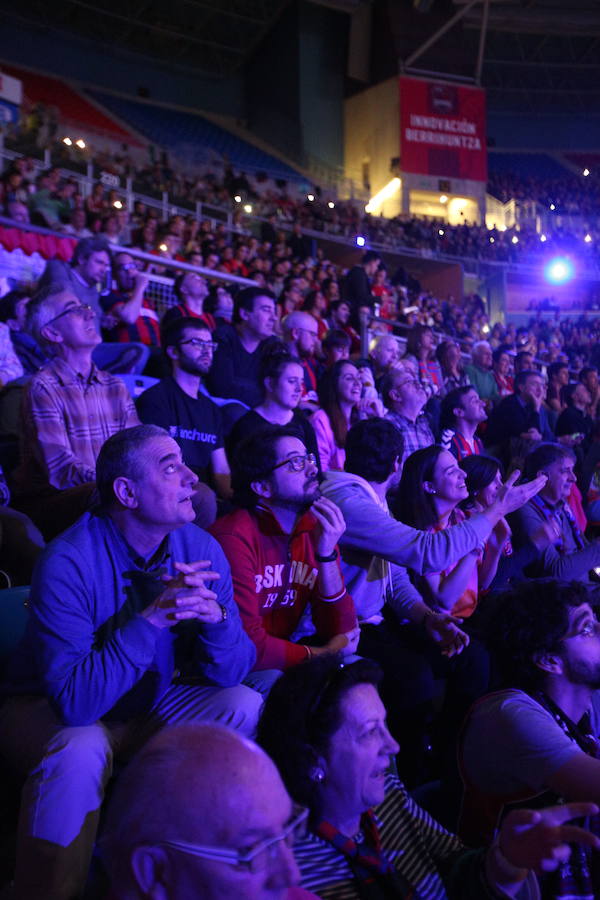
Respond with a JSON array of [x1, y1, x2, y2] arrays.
[[0, 424, 259, 900]]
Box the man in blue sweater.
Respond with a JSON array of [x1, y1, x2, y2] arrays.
[[0, 424, 259, 900]]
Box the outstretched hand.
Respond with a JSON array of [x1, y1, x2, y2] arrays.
[[492, 469, 547, 518], [497, 802, 600, 874]]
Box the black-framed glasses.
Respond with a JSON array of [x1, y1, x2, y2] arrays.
[[178, 338, 218, 352], [156, 806, 308, 873], [45, 303, 95, 326], [270, 452, 316, 474]]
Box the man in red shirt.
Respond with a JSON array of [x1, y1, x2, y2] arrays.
[[210, 425, 358, 690]]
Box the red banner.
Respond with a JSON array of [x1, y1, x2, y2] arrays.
[[400, 76, 487, 182]]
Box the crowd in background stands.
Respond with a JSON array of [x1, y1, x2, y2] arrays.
[[3, 191, 600, 898], [3, 109, 600, 266]]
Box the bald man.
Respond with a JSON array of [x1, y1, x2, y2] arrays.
[[102, 723, 316, 899], [369, 334, 400, 384], [281, 311, 319, 403]]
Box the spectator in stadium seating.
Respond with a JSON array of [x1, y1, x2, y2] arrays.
[[0, 319, 24, 385], [258, 656, 591, 900], [101, 252, 161, 348], [404, 324, 444, 398], [210, 425, 358, 690], [514, 349, 535, 375], [302, 288, 328, 339], [161, 271, 216, 331], [460, 579, 600, 898], [6, 200, 30, 225], [11, 284, 139, 538], [327, 299, 360, 352], [207, 286, 277, 408], [509, 443, 600, 581], [320, 328, 351, 371], [491, 345, 514, 397], [396, 446, 509, 619], [0, 288, 48, 374], [101, 723, 310, 900], [226, 347, 319, 466], [464, 340, 499, 403], [441, 385, 486, 460], [61, 207, 92, 239], [437, 339, 470, 393], [320, 419, 493, 783], [381, 364, 434, 467], [369, 334, 400, 385], [556, 382, 593, 452], [204, 283, 234, 327], [137, 317, 231, 522], [342, 250, 380, 323], [38, 236, 111, 320], [281, 311, 319, 400], [580, 365, 600, 419], [288, 222, 312, 260], [485, 370, 554, 456], [546, 361, 570, 415], [311, 360, 363, 472], [0, 424, 259, 900]]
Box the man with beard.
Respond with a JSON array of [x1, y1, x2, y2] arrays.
[[459, 579, 600, 896], [210, 425, 358, 693], [136, 318, 231, 523]]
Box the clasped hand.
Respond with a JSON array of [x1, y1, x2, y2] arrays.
[[141, 560, 222, 629]]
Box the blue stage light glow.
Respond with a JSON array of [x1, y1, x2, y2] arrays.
[[355, 236, 366, 247], [545, 257, 574, 285]]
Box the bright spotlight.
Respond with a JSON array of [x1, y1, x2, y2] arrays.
[[439, 195, 448, 204], [243, 203, 252, 213], [545, 257, 574, 285], [489, 237, 495, 243], [234, 195, 242, 203], [583, 168, 590, 177], [113, 200, 123, 209], [356, 236, 366, 248], [438, 229, 444, 236], [328, 201, 335, 209], [540, 234, 547, 242], [75, 139, 86, 149], [307, 194, 315, 202], [550, 203, 556, 211], [511, 236, 519, 244], [584, 233, 592, 243], [62, 137, 72, 146]]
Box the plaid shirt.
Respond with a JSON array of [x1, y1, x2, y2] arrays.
[[15, 357, 139, 494], [385, 409, 434, 465]]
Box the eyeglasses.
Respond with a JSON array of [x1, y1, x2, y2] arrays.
[[45, 303, 95, 326], [116, 262, 139, 272], [178, 338, 218, 352], [270, 452, 316, 474], [156, 806, 308, 873]]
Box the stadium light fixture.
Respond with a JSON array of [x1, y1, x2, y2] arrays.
[[365, 177, 401, 215], [550, 203, 556, 211], [243, 204, 252, 213], [489, 237, 495, 243], [439, 195, 448, 204], [356, 236, 366, 247], [540, 234, 547, 242], [75, 139, 86, 149], [545, 257, 574, 285], [307, 194, 315, 202], [328, 201, 335, 209], [583, 168, 590, 177], [511, 235, 519, 244], [438, 229, 444, 236], [584, 234, 592, 243], [62, 137, 72, 146], [113, 200, 123, 210], [159, 243, 168, 252], [234, 195, 242, 203]]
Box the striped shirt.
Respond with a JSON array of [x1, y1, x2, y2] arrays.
[[295, 774, 501, 900], [15, 357, 139, 495]]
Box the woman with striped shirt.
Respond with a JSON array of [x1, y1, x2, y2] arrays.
[[258, 655, 598, 900]]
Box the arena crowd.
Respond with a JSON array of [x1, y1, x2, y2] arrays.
[[1, 173, 600, 900]]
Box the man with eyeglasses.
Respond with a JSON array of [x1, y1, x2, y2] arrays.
[[380, 362, 434, 467], [211, 425, 358, 692], [101, 722, 316, 899], [460, 579, 600, 895], [11, 283, 139, 538], [137, 317, 231, 525], [100, 251, 160, 348]]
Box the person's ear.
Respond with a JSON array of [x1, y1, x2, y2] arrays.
[[40, 323, 63, 346], [534, 651, 564, 676], [113, 476, 138, 509], [239, 306, 250, 323], [423, 481, 437, 495], [166, 344, 179, 363], [130, 844, 170, 899], [251, 478, 273, 500], [453, 405, 464, 420]]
